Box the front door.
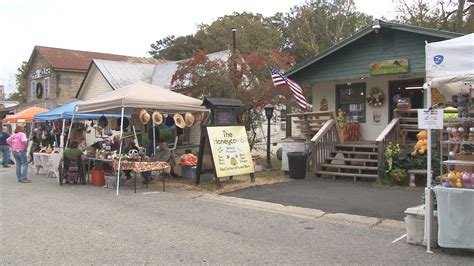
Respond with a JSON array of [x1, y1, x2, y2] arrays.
[[388, 79, 424, 120]]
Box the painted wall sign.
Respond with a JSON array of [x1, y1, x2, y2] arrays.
[[207, 126, 254, 177], [30, 67, 51, 80], [369, 59, 409, 76]]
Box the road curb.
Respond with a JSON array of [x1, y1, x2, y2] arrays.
[[198, 194, 405, 231]]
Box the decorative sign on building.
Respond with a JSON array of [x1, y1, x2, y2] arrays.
[[206, 126, 254, 177], [30, 67, 51, 80], [369, 59, 409, 76], [418, 109, 444, 129]]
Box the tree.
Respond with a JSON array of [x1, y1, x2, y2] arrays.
[[170, 49, 298, 147], [149, 12, 282, 60], [277, 0, 372, 61], [7, 61, 28, 103], [394, 0, 474, 33]]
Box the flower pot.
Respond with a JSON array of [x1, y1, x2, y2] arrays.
[[90, 170, 105, 187]]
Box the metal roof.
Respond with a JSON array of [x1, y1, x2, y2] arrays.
[[94, 59, 157, 89], [286, 20, 463, 77], [150, 50, 230, 89]]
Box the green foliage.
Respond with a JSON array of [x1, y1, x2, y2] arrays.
[[149, 12, 282, 60], [394, 0, 474, 33], [7, 61, 28, 103], [170, 49, 297, 148], [278, 0, 372, 61], [382, 142, 441, 186]]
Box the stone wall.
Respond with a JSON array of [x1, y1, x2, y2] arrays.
[[26, 52, 86, 105]]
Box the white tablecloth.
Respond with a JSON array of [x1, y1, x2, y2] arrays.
[[33, 152, 62, 179], [434, 186, 474, 249]]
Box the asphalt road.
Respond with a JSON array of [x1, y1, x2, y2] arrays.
[[224, 179, 423, 220], [1, 167, 472, 264]]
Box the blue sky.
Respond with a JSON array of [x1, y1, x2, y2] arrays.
[[0, 0, 396, 95]]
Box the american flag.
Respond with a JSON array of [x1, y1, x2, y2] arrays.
[[269, 66, 311, 111]]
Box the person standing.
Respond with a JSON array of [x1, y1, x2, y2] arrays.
[[7, 125, 31, 183], [0, 125, 11, 168]]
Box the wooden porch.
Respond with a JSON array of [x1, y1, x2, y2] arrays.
[[285, 109, 426, 182]]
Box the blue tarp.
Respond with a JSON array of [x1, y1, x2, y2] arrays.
[[33, 101, 126, 121]]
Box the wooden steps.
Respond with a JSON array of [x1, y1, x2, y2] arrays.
[[326, 157, 378, 163], [315, 142, 380, 181]]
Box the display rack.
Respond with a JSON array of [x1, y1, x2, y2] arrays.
[[440, 117, 474, 177]]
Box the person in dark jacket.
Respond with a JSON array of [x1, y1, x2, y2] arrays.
[[0, 125, 11, 167]]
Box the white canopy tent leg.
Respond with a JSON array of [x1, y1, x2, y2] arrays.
[[60, 118, 66, 152], [116, 107, 125, 196], [152, 122, 156, 157], [65, 112, 76, 149], [424, 82, 434, 254]]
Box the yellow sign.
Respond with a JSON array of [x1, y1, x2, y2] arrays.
[[207, 126, 255, 177]]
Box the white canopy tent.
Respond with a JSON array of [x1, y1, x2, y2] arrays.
[[426, 33, 474, 97], [423, 33, 474, 253], [74, 81, 208, 195]]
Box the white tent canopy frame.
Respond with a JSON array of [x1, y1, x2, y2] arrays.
[[71, 81, 208, 195], [423, 33, 474, 253]]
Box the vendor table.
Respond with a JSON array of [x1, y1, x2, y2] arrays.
[[84, 157, 114, 183], [33, 152, 62, 179], [113, 160, 171, 193], [434, 186, 474, 249]]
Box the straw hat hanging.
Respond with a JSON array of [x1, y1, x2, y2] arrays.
[[139, 109, 150, 124], [152, 111, 163, 125], [184, 112, 195, 127], [108, 117, 117, 129], [173, 113, 185, 129]]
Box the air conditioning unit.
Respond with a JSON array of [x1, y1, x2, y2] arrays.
[[280, 121, 286, 130]]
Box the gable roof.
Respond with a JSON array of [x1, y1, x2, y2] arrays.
[[286, 20, 463, 77], [94, 59, 157, 89], [150, 50, 230, 88], [32, 46, 164, 71]]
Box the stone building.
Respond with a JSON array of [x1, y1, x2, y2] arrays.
[[19, 46, 161, 111]]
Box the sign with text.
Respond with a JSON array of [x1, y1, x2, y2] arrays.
[[30, 67, 51, 80], [207, 126, 254, 177], [369, 59, 409, 76], [418, 109, 444, 129]]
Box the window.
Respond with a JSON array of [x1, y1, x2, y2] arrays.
[[30, 80, 36, 100], [336, 83, 366, 123], [44, 77, 49, 98]]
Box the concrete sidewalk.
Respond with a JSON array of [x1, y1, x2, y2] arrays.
[[224, 179, 424, 221]]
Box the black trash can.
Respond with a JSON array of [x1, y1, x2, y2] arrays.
[[287, 152, 307, 179]]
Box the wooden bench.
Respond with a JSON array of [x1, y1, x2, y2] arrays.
[[407, 169, 427, 187]]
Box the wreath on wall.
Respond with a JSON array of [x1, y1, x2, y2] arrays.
[[367, 87, 384, 107], [36, 82, 44, 99]]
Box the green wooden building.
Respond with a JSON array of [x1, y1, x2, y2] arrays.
[[287, 20, 462, 140]]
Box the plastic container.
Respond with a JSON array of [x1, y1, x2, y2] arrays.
[[287, 152, 307, 179], [182, 166, 197, 179], [90, 170, 105, 187]]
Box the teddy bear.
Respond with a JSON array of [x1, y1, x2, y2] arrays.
[[411, 130, 428, 157], [454, 92, 470, 118]]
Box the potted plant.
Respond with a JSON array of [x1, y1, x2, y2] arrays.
[[389, 168, 408, 185]]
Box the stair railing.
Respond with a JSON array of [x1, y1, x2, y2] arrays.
[[375, 118, 400, 180], [310, 119, 340, 175]]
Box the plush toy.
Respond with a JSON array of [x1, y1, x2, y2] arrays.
[[454, 92, 470, 118], [447, 171, 464, 187], [462, 172, 473, 188], [411, 130, 428, 156]]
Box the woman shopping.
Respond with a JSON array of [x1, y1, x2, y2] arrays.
[[7, 125, 31, 183]]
